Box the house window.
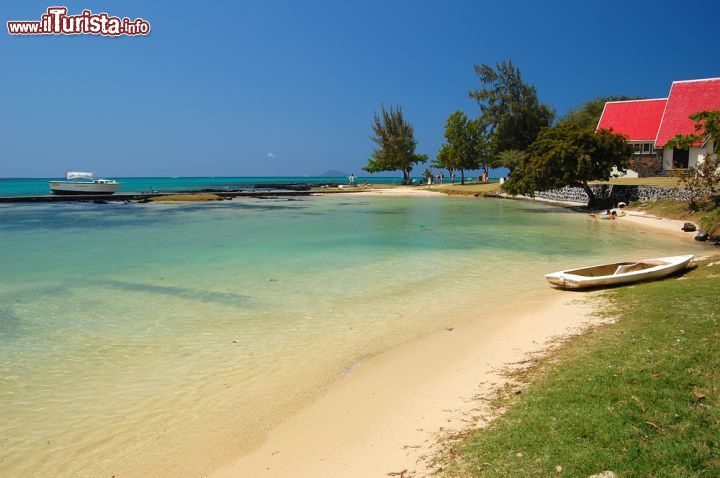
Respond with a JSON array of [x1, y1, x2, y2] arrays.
[[632, 143, 655, 155]]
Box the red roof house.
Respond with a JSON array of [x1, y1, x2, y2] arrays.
[[655, 78, 720, 147], [597, 99, 667, 141], [597, 76, 720, 172]]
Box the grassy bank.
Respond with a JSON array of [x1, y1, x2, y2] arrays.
[[424, 182, 502, 196], [442, 258, 720, 477], [629, 199, 702, 222], [630, 199, 720, 236], [591, 177, 682, 188]]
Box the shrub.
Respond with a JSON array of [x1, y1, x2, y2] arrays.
[[628, 156, 661, 177]]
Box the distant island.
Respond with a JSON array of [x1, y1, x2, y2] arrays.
[[318, 170, 349, 177]]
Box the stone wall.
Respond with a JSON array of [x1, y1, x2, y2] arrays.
[[534, 185, 695, 207]]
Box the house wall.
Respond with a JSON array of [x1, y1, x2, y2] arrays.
[[691, 147, 704, 168], [662, 147, 673, 169], [662, 146, 706, 170]]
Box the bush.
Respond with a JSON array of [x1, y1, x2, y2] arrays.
[[700, 207, 720, 237], [628, 156, 661, 177]]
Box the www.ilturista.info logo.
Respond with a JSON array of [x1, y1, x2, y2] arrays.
[[7, 7, 150, 36]]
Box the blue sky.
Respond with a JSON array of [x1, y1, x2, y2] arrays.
[[1, 0, 719, 178]]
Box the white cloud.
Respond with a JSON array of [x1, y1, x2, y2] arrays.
[[266, 152, 276, 158]]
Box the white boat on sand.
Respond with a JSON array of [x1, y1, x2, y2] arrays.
[[545, 255, 694, 289], [49, 172, 121, 195]]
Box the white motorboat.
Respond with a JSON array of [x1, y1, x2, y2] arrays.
[[545, 255, 694, 289], [49, 172, 121, 195]]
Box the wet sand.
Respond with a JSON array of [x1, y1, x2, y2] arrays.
[[210, 291, 598, 478]]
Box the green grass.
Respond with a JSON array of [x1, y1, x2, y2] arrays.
[[591, 177, 683, 188], [443, 260, 720, 477], [423, 182, 502, 196]]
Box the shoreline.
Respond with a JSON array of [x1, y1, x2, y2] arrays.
[[208, 188, 706, 478], [210, 290, 600, 478]]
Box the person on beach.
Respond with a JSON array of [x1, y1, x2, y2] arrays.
[[450, 171, 456, 183], [348, 174, 355, 186]]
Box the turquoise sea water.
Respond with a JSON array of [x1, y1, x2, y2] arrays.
[[0, 195, 704, 477], [0, 176, 430, 196]]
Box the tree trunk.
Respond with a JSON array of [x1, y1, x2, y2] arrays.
[[579, 182, 596, 208], [460, 169, 465, 184], [402, 169, 409, 184]]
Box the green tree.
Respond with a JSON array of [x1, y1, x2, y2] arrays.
[[667, 110, 720, 199], [503, 123, 632, 207], [363, 105, 426, 183], [433, 144, 456, 176], [470, 118, 492, 178], [469, 60, 554, 155], [493, 149, 526, 174], [434, 111, 488, 184], [561, 96, 643, 129]]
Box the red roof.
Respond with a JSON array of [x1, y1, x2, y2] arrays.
[[655, 78, 720, 147], [596, 99, 667, 141]]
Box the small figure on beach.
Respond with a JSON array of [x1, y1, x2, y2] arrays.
[[450, 171, 456, 183], [482, 171, 489, 182], [348, 174, 355, 186]]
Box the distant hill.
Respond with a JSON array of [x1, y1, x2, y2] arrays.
[[319, 170, 349, 177]]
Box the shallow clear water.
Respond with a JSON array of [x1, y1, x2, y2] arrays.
[[0, 196, 704, 477], [0, 176, 409, 196]]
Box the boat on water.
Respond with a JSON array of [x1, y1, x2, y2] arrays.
[[545, 254, 694, 289], [49, 172, 121, 195]]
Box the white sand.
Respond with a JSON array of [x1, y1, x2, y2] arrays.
[[316, 187, 446, 197], [210, 291, 598, 478], [621, 210, 698, 240]]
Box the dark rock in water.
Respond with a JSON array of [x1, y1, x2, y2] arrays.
[[695, 231, 709, 241], [682, 222, 697, 232], [93, 200, 108, 204], [713, 237, 720, 246]]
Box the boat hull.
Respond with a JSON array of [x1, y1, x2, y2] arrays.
[[545, 255, 694, 289], [49, 181, 121, 195]]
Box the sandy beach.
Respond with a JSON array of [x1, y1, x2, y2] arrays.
[[208, 195, 706, 478], [211, 290, 600, 478], [621, 210, 698, 240]]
